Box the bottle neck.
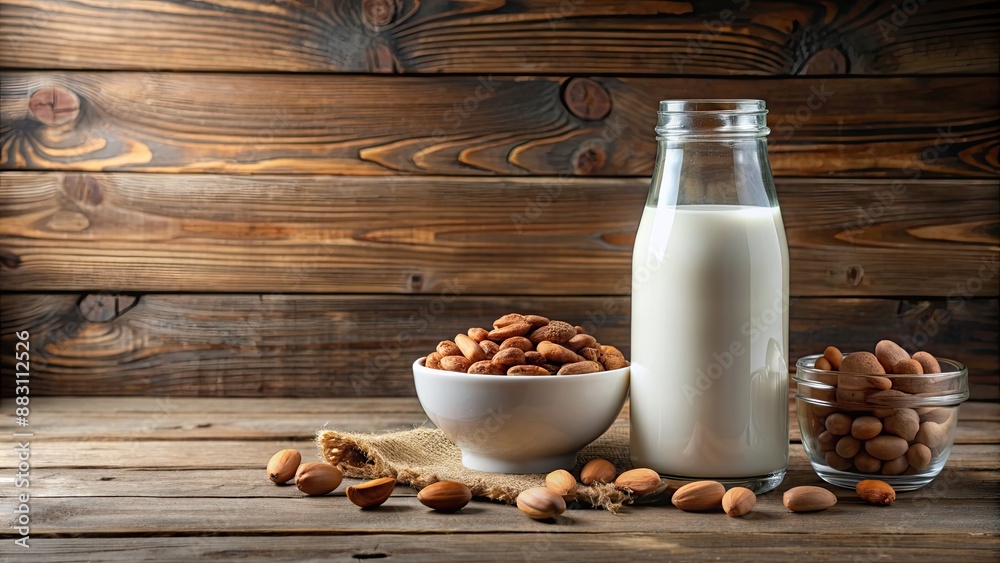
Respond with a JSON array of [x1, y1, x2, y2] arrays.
[[648, 138, 777, 208]]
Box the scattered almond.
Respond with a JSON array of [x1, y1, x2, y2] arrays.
[[417, 481, 472, 512], [615, 468, 661, 496], [722, 487, 756, 517], [856, 479, 895, 506], [517, 487, 566, 519], [671, 480, 725, 512], [295, 462, 343, 496], [783, 486, 837, 512], [545, 469, 577, 500], [266, 449, 301, 484], [580, 458, 616, 485], [346, 477, 396, 508]]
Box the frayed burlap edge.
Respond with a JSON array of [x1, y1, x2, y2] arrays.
[[316, 426, 633, 512]]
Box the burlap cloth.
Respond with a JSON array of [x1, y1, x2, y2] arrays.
[[316, 418, 657, 512]]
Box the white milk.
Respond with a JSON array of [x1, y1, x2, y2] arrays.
[[630, 204, 789, 479]]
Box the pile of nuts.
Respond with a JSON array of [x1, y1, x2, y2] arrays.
[[802, 340, 957, 475], [424, 313, 629, 376]]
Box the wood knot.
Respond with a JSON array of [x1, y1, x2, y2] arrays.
[[573, 145, 607, 175], [846, 265, 865, 286], [79, 294, 138, 322], [0, 250, 21, 269], [28, 86, 80, 126], [62, 174, 103, 205], [802, 47, 849, 75], [562, 78, 611, 121], [362, 0, 396, 27]]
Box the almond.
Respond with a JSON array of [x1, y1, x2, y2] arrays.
[[856, 479, 895, 506], [722, 487, 756, 517], [906, 443, 932, 470], [574, 325, 587, 334], [440, 355, 472, 373], [882, 408, 920, 441], [295, 462, 343, 496], [455, 333, 487, 362], [854, 451, 882, 473], [615, 468, 661, 496], [479, 340, 499, 359], [492, 347, 526, 367], [541, 363, 560, 374], [823, 346, 843, 370], [537, 341, 585, 364], [579, 347, 601, 362], [875, 340, 910, 373], [266, 449, 301, 484], [911, 351, 941, 374], [881, 455, 909, 476], [566, 333, 598, 351], [835, 436, 862, 458], [517, 486, 566, 519], [500, 336, 533, 352], [545, 469, 577, 500], [557, 360, 603, 375], [524, 350, 546, 365], [524, 315, 551, 330], [507, 365, 550, 376], [865, 435, 909, 461], [915, 421, 949, 454], [837, 373, 892, 391], [346, 477, 395, 508], [467, 360, 506, 375], [425, 352, 443, 370], [824, 412, 853, 435], [600, 353, 628, 370], [467, 327, 490, 343], [671, 480, 725, 512], [851, 416, 883, 440], [493, 313, 527, 328], [892, 358, 923, 375], [436, 340, 462, 357], [580, 458, 616, 485], [488, 322, 532, 340], [840, 352, 886, 375], [815, 357, 833, 371], [783, 486, 837, 512], [528, 321, 577, 345], [825, 451, 852, 471], [600, 345, 625, 357], [417, 481, 472, 512]]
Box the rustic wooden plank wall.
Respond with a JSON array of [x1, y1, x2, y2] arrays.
[[1, 0, 997, 399]]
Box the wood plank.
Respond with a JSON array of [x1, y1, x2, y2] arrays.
[[1, 0, 995, 75], [11, 534, 1000, 563], [5, 492, 997, 537], [2, 73, 996, 177], [2, 295, 996, 398], [1, 437, 996, 471], [1, 174, 996, 297]]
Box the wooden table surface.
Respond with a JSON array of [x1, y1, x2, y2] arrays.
[[2, 397, 997, 561]]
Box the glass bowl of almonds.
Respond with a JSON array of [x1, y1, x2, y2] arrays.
[[412, 313, 630, 473], [794, 341, 969, 491]]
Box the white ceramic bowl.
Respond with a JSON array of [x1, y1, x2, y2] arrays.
[[412, 358, 630, 473]]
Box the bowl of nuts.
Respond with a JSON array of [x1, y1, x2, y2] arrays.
[[412, 313, 630, 474], [794, 340, 969, 491]]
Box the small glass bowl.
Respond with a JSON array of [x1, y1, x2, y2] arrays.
[[794, 354, 969, 491]]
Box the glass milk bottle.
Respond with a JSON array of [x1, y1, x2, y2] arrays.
[[630, 100, 789, 493]]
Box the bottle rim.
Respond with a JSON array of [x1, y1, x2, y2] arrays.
[[656, 99, 769, 139]]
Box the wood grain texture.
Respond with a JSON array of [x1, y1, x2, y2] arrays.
[[1, 73, 997, 177], [13, 534, 1000, 563], [0, 396, 994, 561], [1, 0, 996, 75], [1, 294, 996, 398], [1, 173, 996, 296]]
